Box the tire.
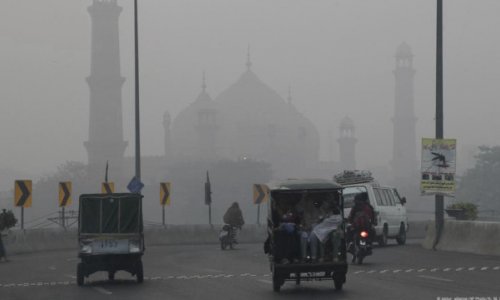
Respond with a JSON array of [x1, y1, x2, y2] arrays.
[[108, 271, 115, 281], [334, 279, 343, 291], [77, 263, 84, 286], [136, 260, 144, 284], [356, 255, 364, 265], [378, 226, 388, 247], [272, 276, 281, 292], [220, 240, 227, 250], [396, 223, 407, 245]]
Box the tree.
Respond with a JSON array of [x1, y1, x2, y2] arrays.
[[0, 209, 17, 231], [456, 146, 500, 215]]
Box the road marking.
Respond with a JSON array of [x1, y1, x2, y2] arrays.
[[417, 268, 426, 272], [405, 269, 414, 273], [354, 270, 365, 274], [48, 266, 56, 271], [65, 274, 76, 279], [455, 267, 463, 271], [494, 266, 500, 270], [468, 267, 475, 271], [93, 286, 112, 295], [480, 267, 489, 271], [393, 269, 401, 273], [257, 279, 273, 285], [430, 268, 438, 272], [417, 275, 453, 282], [379, 270, 388, 274], [443, 268, 451, 272], [367, 270, 376, 274]]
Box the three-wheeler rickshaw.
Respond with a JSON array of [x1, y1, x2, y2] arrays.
[[264, 179, 348, 292], [77, 193, 145, 285]]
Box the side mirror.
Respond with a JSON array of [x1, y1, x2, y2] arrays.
[[400, 197, 407, 205]]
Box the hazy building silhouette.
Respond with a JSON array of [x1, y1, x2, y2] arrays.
[[337, 116, 357, 171], [84, 0, 128, 178], [391, 43, 418, 186]]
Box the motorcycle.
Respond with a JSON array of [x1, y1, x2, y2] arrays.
[[219, 224, 237, 250], [348, 227, 373, 264]]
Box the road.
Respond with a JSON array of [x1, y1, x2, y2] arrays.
[[1, 239, 499, 300]]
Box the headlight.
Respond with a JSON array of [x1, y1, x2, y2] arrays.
[[129, 240, 141, 253], [80, 240, 93, 254]]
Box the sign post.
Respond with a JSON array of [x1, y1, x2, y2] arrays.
[[160, 182, 171, 227], [205, 171, 212, 227], [253, 184, 270, 226], [15, 180, 32, 231]]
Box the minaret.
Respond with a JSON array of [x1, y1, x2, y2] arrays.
[[194, 73, 218, 161], [84, 0, 128, 174], [163, 111, 172, 159], [337, 116, 357, 171], [391, 43, 418, 182]]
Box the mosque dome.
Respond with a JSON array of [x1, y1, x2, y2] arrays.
[[396, 42, 413, 57]]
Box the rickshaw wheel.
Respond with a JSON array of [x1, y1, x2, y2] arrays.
[[220, 241, 227, 250], [334, 279, 343, 290], [333, 272, 345, 291], [272, 277, 281, 292], [108, 271, 115, 281], [76, 263, 84, 286], [136, 260, 144, 283]]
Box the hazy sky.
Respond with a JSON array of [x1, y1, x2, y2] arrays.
[[1, 0, 500, 179]]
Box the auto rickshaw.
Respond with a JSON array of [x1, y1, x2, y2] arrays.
[[77, 193, 145, 285], [264, 179, 348, 292]]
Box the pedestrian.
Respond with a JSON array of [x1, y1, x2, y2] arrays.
[[0, 230, 7, 262]]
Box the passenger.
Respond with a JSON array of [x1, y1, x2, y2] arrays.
[[274, 210, 300, 264], [297, 198, 329, 262], [312, 203, 343, 262]]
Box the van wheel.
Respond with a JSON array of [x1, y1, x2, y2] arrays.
[[378, 226, 388, 247], [77, 263, 84, 286], [396, 223, 406, 245], [136, 260, 144, 283]]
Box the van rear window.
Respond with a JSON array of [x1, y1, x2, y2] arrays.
[[342, 186, 368, 208]]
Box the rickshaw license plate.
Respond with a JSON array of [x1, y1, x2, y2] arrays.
[[93, 239, 129, 254]]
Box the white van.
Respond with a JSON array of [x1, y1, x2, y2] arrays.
[[335, 171, 408, 246]]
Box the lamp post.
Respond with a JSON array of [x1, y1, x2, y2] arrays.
[[434, 0, 444, 249], [134, 0, 141, 180]]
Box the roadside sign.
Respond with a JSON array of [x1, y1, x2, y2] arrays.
[[102, 182, 115, 194], [59, 182, 72, 207], [15, 180, 32, 208], [253, 184, 270, 204], [421, 138, 457, 196], [160, 182, 171, 206], [127, 176, 144, 194]]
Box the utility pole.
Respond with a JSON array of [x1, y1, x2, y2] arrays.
[[434, 0, 444, 249], [134, 0, 141, 180]]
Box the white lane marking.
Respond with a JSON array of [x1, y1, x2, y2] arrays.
[[455, 267, 463, 271], [48, 266, 56, 271], [354, 270, 365, 274], [65, 274, 76, 279], [379, 270, 388, 274], [257, 279, 273, 285], [393, 270, 401, 273], [480, 267, 489, 271], [93, 286, 113, 295], [417, 268, 426, 272], [367, 270, 376, 274], [417, 275, 453, 282], [494, 266, 500, 270], [443, 268, 451, 272], [405, 269, 414, 273], [468, 267, 475, 271], [430, 268, 438, 272]]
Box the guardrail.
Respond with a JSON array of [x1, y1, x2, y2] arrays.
[[3, 221, 429, 255], [422, 220, 500, 256]]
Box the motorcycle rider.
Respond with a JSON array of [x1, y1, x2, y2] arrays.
[[223, 202, 245, 243], [347, 192, 376, 252]]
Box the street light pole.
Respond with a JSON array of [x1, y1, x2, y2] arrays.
[[134, 0, 141, 180], [434, 0, 444, 249]]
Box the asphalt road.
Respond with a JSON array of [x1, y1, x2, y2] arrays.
[[1, 239, 499, 300]]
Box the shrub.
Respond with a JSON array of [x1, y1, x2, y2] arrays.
[[447, 202, 478, 220], [0, 209, 18, 231]]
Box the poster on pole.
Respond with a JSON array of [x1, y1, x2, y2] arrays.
[[420, 138, 456, 196]]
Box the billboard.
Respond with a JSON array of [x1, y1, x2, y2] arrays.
[[420, 138, 456, 196]]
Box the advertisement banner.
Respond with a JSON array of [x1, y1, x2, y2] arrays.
[[420, 138, 456, 196]]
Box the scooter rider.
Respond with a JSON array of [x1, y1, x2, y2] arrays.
[[223, 202, 245, 243], [347, 192, 376, 249]]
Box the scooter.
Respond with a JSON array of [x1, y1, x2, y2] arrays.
[[350, 229, 373, 264], [219, 224, 237, 250]]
